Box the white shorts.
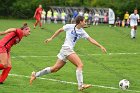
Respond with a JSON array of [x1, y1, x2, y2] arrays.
[[54, 16, 58, 19], [41, 16, 45, 19], [130, 22, 138, 26], [57, 46, 75, 62], [61, 17, 65, 20]]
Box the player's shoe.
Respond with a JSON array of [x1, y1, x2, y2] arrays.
[[78, 84, 92, 91], [0, 82, 3, 84], [30, 71, 36, 85], [33, 26, 36, 29]]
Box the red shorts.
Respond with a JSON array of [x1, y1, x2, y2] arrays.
[[35, 16, 41, 21], [0, 46, 7, 53]]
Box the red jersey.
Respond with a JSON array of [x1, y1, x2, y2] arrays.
[[35, 7, 42, 19], [0, 29, 23, 52]]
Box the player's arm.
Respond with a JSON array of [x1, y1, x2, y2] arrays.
[[34, 9, 38, 18], [138, 15, 140, 22], [0, 28, 16, 35], [44, 27, 64, 44], [87, 37, 107, 53]]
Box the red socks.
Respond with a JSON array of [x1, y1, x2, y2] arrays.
[[0, 67, 12, 83], [0, 64, 5, 70]]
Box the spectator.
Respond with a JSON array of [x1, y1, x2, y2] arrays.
[[84, 11, 89, 24], [78, 10, 84, 16], [41, 9, 46, 25], [71, 10, 78, 24], [47, 9, 52, 24], [88, 11, 92, 25], [53, 10, 58, 24], [103, 12, 108, 23], [93, 12, 100, 25], [61, 11, 66, 24], [124, 11, 129, 27], [114, 17, 121, 27]]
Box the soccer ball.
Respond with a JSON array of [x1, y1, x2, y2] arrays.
[[119, 79, 130, 90]]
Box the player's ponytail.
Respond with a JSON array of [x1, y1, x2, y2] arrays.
[[75, 16, 84, 25], [73, 16, 84, 42], [74, 16, 84, 32], [21, 23, 28, 30]]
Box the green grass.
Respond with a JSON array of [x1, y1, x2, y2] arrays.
[[0, 19, 140, 93]]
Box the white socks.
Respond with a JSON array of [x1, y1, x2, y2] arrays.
[[35, 67, 51, 77], [131, 29, 136, 38], [131, 29, 134, 38], [62, 21, 65, 24], [76, 69, 83, 87], [134, 30, 136, 37]]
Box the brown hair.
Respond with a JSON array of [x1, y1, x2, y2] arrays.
[[73, 16, 84, 42], [75, 16, 84, 25], [21, 23, 28, 30]]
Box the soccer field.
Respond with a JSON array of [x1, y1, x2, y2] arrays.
[[0, 19, 140, 93]]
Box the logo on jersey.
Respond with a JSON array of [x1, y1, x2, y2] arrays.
[[15, 38, 20, 44], [71, 30, 81, 42]]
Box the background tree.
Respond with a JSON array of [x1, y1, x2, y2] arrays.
[[0, 0, 140, 19]]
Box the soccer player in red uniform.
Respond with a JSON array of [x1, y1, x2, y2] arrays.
[[0, 23, 30, 84], [34, 4, 43, 29]]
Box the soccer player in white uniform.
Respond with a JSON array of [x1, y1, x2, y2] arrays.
[[129, 9, 140, 38], [41, 9, 46, 24], [30, 16, 107, 90]]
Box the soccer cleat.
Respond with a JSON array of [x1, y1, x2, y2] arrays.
[[30, 71, 36, 85], [78, 84, 92, 91], [0, 82, 3, 84], [33, 26, 36, 29]]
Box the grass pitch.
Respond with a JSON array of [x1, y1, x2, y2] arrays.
[[0, 19, 140, 93]]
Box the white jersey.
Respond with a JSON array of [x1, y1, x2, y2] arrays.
[[62, 24, 90, 49], [129, 13, 139, 26], [41, 10, 46, 18]]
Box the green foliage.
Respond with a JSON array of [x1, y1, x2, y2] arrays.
[[0, 0, 140, 19]]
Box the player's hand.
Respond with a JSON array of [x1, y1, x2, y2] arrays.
[[0, 32, 4, 35], [44, 38, 52, 44], [100, 46, 107, 53]]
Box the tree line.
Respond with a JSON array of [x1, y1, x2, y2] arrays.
[[0, 0, 140, 19]]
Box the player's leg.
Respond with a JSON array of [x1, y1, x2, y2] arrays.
[[34, 20, 39, 29], [41, 17, 43, 25], [66, 53, 91, 90], [47, 17, 51, 24], [38, 18, 42, 28], [93, 20, 95, 25], [134, 26, 137, 38], [55, 18, 57, 24], [0, 52, 9, 84], [30, 59, 66, 84], [0, 53, 8, 70], [43, 17, 45, 24], [0, 53, 12, 83], [130, 26, 135, 38]]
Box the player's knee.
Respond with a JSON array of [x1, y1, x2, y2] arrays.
[[2, 63, 8, 68], [77, 63, 83, 69], [51, 68, 59, 73]]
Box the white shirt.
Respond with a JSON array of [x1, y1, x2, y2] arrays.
[[79, 11, 83, 16], [94, 13, 100, 20], [41, 10, 46, 18], [62, 24, 90, 49], [129, 13, 139, 26]]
